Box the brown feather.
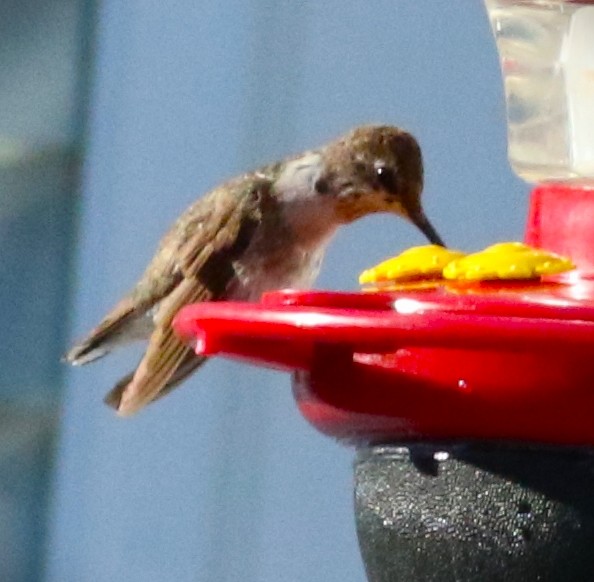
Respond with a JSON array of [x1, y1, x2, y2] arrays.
[[64, 297, 140, 365], [105, 352, 207, 409], [113, 178, 267, 415]]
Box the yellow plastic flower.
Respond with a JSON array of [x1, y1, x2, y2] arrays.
[[359, 242, 575, 286], [359, 245, 465, 284], [443, 242, 575, 281]]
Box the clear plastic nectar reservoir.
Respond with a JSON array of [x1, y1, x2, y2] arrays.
[[485, 0, 594, 182]]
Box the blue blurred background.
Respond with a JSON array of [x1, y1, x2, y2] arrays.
[[0, 1, 529, 580]]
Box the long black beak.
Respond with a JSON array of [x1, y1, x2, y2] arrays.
[[409, 211, 445, 247]]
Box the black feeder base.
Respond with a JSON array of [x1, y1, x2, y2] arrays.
[[354, 443, 594, 582]]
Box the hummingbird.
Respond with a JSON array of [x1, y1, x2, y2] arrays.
[[65, 125, 444, 416]]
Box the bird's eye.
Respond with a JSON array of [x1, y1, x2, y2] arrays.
[[314, 177, 330, 194], [376, 165, 398, 193]]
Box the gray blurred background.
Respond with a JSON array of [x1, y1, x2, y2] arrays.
[[0, 1, 528, 580]]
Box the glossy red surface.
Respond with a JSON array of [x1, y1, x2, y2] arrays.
[[173, 183, 594, 445]]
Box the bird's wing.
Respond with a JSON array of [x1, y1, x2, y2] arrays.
[[114, 176, 268, 416], [64, 174, 262, 366], [63, 207, 193, 367], [104, 352, 207, 409]]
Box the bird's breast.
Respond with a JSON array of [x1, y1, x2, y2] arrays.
[[227, 240, 327, 302]]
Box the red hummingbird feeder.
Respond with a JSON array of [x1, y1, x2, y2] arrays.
[[173, 0, 594, 448]]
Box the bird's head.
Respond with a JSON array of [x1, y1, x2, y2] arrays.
[[318, 125, 444, 246]]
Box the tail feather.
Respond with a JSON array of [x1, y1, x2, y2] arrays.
[[105, 353, 207, 412], [63, 344, 109, 366], [64, 297, 149, 366]]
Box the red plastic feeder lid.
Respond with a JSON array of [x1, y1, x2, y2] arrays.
[[173, 184, 594, 447]]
